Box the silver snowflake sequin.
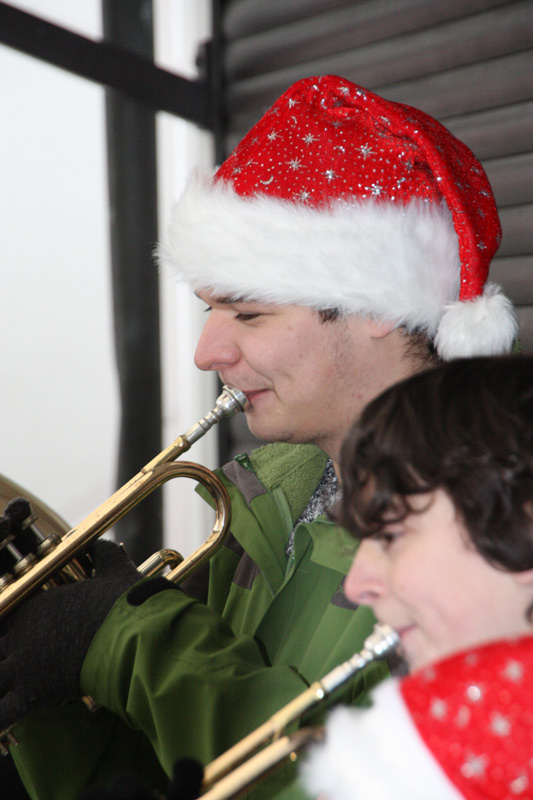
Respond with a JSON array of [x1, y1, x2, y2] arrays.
[[430, 698, 447, 719], [491, 712, 511, 737], [466, 684, 483, 702], [461, 753, 488, 779], [455, 706, 471, 728], [359, 144, 374, 159], [503, 660, 524, 683], [509, 772, 529, 794]]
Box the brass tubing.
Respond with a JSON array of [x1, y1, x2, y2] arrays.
[[200, 728, 325, 800], [201, 624, 399, 791]]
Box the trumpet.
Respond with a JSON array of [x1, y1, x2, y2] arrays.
[[0, 385, 246, 617], [0, 386, 246, 752], [199, 623, 399, 800]]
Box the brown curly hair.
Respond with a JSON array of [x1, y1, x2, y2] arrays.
[[338, 355, 533, 574]]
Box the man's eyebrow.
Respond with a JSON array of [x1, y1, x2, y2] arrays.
[[195, 293, 249, 305]]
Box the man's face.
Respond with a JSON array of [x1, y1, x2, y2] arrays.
[[344, 489, 533, 672], [194, 291, 391, 461]]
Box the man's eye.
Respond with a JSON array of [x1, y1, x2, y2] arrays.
[[235, 312, 261, 321]]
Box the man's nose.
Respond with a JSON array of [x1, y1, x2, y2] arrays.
[[194, 312, 240, 372]]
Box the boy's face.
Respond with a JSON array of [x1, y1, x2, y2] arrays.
[[193, 290, 398, 463], [344, 489, 533, 672]]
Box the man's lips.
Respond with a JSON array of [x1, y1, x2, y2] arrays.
[[229, 388, 269, 406]]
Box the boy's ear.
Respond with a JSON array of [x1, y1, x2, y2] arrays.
[[513, 569, 533, 587]]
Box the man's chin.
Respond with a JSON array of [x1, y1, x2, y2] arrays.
[[245, 417, 293, 445], [246, 422, 312, 447]]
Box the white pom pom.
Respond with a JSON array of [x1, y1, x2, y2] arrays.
[[434, 283, 518, 360]]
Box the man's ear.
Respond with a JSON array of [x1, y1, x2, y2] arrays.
[[367, 318, 397, 339]]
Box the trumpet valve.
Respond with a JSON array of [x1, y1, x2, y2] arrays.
[[35, 531, 62, 559], [138, 548, 184, 578], [0, 728, 18, 756], [0, 516, 37, 581], [0, 501, 84, 593]]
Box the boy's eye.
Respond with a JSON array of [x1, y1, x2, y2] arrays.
[[372, 529, 402, 549]]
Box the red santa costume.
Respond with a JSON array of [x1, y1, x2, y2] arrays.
[[301, 635, 533, 800]]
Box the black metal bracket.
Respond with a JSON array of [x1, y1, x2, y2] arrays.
[[0, 1, 214, 129]]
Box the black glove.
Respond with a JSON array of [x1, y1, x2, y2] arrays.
[[79, 771, 160, 800], [0, 538, 141, 731], [78, 758, 204, 800], [166, 758, 204, 800]]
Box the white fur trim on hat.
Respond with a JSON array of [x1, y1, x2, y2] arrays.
[[159, 171, 461, 338], [434, 282, 518, 359], [300, 679, 464, 800]]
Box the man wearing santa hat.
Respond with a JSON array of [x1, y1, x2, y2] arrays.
[[2, 76, 518, 799], [302, 354, 533, 800]]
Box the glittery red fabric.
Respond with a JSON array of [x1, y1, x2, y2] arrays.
[[215, 75, 501, 302], [401, 636, 533, 799]]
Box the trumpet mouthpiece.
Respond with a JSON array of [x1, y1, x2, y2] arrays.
[[218, 387, 248, 414], [362, 623, 400, 661]]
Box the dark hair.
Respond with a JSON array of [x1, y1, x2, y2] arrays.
[[398, 327, 440, 368], [318, 311, 440, 369], [338, 355, 533, 573], [318, 308, 341, 323]]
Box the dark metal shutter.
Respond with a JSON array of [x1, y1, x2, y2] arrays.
[[215, 0, 533, 357]]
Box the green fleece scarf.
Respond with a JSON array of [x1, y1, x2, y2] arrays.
[[249, 443, 329, 524]]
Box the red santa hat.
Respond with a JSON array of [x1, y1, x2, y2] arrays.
[[160, 75, 517, 359], [301, 636, 533, 800]]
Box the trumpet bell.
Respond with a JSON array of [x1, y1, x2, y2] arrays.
[[0, 474, 70, 538]]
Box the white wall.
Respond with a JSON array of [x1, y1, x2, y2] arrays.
[[155, 1, 220, 554], [0, 1, 216, 558]]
